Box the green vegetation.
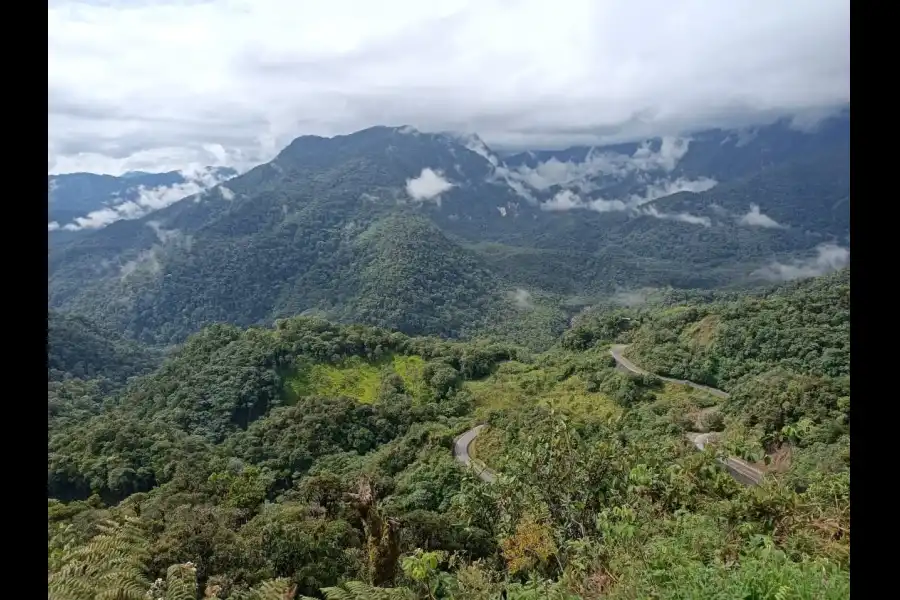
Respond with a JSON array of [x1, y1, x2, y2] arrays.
[[571, 267, 850, 486], [286, 355, 429, 404], [48, 310, 161, 384], [48, 268, 849, 598], [625, 268, 850, 388], [49, 122, 848, 350], [46, 119, 851, 599], [464, 355, 622, 422]]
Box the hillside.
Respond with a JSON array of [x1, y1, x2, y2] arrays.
[[48, 115, 849, 346], [48, 167, 237, 225], [48, 310, 161, 383], [622, 268, 850, 388], [564, 267, 850, 485], [48, 270, 849, 599]]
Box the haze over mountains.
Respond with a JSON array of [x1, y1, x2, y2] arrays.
[[48, 109, 849, 346], [48, 166, 238, 244], [46, 2, 852, 596]]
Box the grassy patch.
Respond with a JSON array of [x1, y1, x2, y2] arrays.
[[391, 354, 429, 399], [468, 426, 506, 470], [683, 314, 720, 347], [285, 354, 430, 404], [465, 360, 620, 421], [288, 356, 383, 403], [659, 305, 693, 318], [652, 381, 720, 409]]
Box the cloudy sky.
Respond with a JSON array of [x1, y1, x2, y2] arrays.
[[49, 0, 849, 175]]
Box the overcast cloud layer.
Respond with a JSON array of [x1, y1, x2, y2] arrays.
[[49, 0, 849, 175]]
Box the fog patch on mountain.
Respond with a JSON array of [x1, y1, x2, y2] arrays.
[[406, 168, 454, 202], [611, 287, 657, 307], [540, 190, 627, 213], [509, 288, 534, 310], [738, 204, 785, 228], [120, 248, 162, 279], [57, 167, 232, 231], [538, 174, 715, 217], [146, 221, 193, 251], [505, 137, 693, 194], [626, 177, 718, 205], [754, 243, 849, 281], [640, 206, 712, 227]]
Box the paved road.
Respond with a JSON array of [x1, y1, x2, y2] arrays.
[[453, 425, 496, 483], [609, 344, 730, 399], [452, 346, 764, 486], [611, 344, 763, 485]]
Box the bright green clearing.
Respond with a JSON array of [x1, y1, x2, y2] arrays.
[[465, 360, 621, 421], [285, 354, 428, 404]]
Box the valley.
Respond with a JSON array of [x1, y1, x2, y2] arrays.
[[47, 118, 850, 599], [48, 267, 850, 598]]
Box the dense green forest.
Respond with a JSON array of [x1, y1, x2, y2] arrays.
[[48, 310, 162, 383], [48, 268, 849, 599], [48, 119, 848, 346]]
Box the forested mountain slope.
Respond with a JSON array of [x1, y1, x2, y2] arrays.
[[48, 168, 237, 224], [48, 115, 849, 347], [622, 267, 849, 388], [48, 310, 161, 383], [564, 267, 850, 486], [48, 269, 849, 599]]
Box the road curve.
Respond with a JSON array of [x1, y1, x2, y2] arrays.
[[453, 425, 496, 483], [452, 346, 764, 486], [609, 344, 729, 399], [610, 344, 763, 485]]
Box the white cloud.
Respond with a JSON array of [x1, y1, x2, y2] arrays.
[[630, 137, 692, 172], [541, 190, 586, 211], [219, 186, 235, 201], [755, 243, 849, 281], [48, 221, 60, 232], [405, 168, 454, 201], [625, 176, 718, 205], [459, 134, 499, 167], [540, 190, 629, 213], [509, 288, 533, 309], [120, 248, 162, 278], [738, 204, 785, 228], [641, 205, 711, 227], [538, 177, 711, 215], [504, 137, 696, 193], [49, 0, 849, 174], [147, 220, 181, 244], [58, 167, 232, 230]]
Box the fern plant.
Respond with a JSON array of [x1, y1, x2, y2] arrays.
[[226, 578, 296, 600], [49, 517, 150, 600], [48, 518, 203, 600], [298, 580, 414, 600]]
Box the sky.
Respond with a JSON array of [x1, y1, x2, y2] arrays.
[[48, 0, 850, 175]]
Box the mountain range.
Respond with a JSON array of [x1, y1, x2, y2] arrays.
[[47, 110, 850, 346], [48, 167, 238, 246]]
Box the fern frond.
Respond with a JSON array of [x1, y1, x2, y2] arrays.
[[320, 581, 413, 600], [234, 578, 296, 600], [48, 517, 152, 600], [165, 563, 199, 600]]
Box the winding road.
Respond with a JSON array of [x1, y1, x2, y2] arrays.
[[453, 425, 496, 483], [453, 344, 764, 486], [609, 344, 729, 399]]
